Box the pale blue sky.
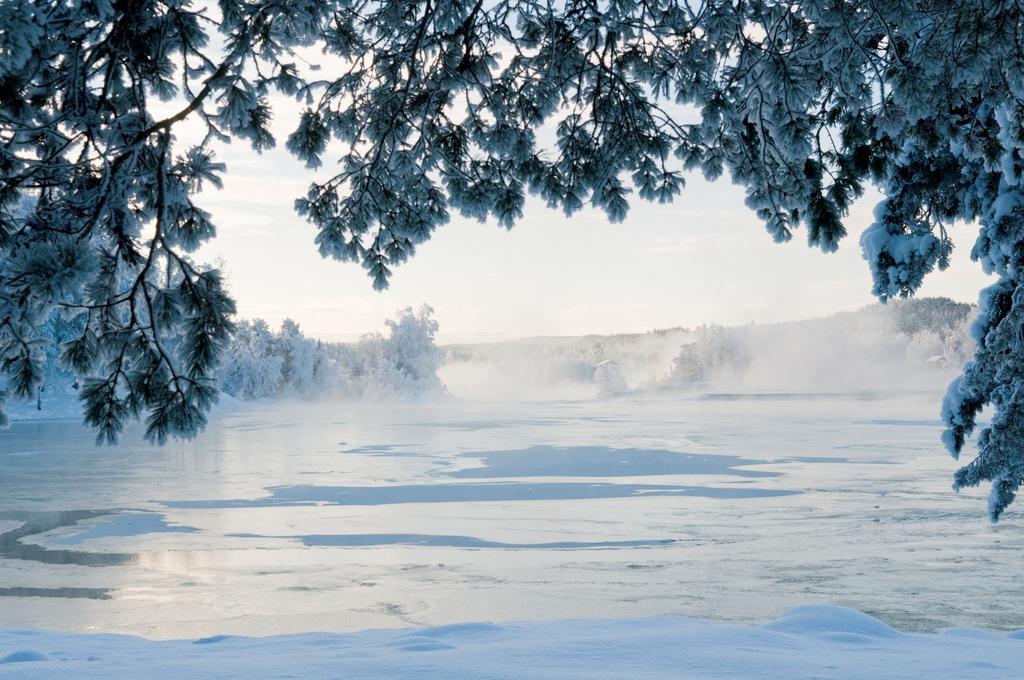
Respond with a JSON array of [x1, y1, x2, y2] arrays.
[[191, 108, 991, 344]]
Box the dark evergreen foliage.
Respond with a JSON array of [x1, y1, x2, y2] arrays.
[[2, 0, 1023, 516]]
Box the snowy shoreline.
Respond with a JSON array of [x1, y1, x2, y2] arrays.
[[1, 606, 1022, 679]]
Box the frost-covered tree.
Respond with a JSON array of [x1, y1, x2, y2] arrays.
[[36, 308, 88, 403], [340, 305, 445, 397], [0, 0, 325, 441], [275, 319, 319, 395], [670, 325, 750, 383], [216, 307, 443, 400], [3, 0, 1024, 517], [219, 319, 284, 400]]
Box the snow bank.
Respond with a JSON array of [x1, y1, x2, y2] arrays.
[[1, 606, 1021, 679]]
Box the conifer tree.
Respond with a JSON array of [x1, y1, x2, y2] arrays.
[[3, 0, 1023, 517]]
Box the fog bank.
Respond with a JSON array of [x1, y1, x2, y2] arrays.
[[439, 298, 975, 401]]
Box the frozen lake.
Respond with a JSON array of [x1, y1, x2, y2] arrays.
[[0, 391, 1019, 638]]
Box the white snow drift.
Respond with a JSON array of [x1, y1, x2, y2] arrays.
[[1, 606, 1022, 679]]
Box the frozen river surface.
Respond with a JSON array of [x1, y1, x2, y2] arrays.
[[0, 392, 1019, 638]]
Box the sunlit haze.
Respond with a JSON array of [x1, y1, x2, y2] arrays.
[[10, 4, 1024, 676], [194, 107, 990, 344]]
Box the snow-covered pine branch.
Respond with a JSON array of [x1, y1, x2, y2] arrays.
[[0, 0, 328, 442], [3, 0, 1024, 517]]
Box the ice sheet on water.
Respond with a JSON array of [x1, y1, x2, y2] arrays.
[[0, 511, 132, 567], [232, 532, 681, 550], [447, 445, 780, 478], [162, 481, 799, 508], [52, 513, 197, 545], [0, 394, 1018, 638]]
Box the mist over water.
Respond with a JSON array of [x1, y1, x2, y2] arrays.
[[439, 299, 974, 401], [439, 330, 689, 401]]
